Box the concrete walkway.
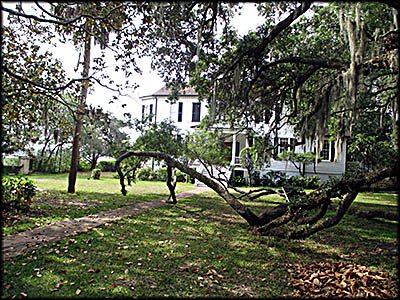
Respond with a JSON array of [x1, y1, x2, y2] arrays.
[[2, 187, 211, 261]]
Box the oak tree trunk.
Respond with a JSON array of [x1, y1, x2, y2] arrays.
[[68, 28, 91, 193]]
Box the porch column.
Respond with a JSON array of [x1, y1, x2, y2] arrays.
[[245, 135, 249, 148], [231, 133, 237, 165]]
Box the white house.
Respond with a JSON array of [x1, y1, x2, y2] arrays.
[[139, 87, 347, 183]]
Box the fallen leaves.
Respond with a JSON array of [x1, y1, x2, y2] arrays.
[[87, 268, 100, 273], [286, 262, 398, 298]]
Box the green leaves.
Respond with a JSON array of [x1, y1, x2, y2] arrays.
[[1, 176, 37, 211]]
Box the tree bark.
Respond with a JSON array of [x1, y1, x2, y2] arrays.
[[115, 151, 263, 226], [166, 165, 177, 204], [115, 150, 399, 238], [90, 152, 99, 170], [68, 28, 91, 193]]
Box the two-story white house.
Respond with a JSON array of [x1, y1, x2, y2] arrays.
[[139, 87, 347, 184]]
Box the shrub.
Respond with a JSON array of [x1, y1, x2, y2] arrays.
[[78, 159, 91, 172], [231, 176, 246, 187], [287, 175, 321, 189], [3, 157, 19, 166], [136, 167, 193, 183], [261, 171, 289, 187], [153, 167, 168, 181], [137, 167, 152, 181], [2, 165, 22, 175], [2, 176, 36, 211], [175, 170, 189, 182], [98, 161, 115, 172], [91, 168, 101, 180]]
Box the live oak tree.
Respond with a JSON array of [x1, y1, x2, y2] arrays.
[[80, 112, 129, 171], [1, 10, 68, 155], [1, 2, 153, 192], [2, 2, 398, 237], [116, 2, 399, 238]]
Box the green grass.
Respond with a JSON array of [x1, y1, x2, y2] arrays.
[[1, 174, 398, 298], [2, 172, 194, 236]]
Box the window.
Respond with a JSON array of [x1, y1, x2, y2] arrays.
[[320, 140, 330, 160], [278, 137, 296, 153], [192, 102, 201, 122], [178, 102, 183, 122], [278, 138, 289, 153], [141, 105, 145, 120]]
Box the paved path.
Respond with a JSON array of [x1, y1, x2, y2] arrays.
[[2, 187, 211, 261]]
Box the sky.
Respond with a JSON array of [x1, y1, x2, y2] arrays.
[[2, 2, 265, 137], [51, 3, 266, 123]]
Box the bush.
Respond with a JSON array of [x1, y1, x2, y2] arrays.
[[260, 171, 289, 187], [136, 167, 192, 182], [2, 176, 36, 211], [231, 176, 246, 187], [137, 167, 152, 181], [3, 157, 19, 166], [98, 161, 115, 172], [287, 175, 321, 189], [175, 170, 189, 183], [91, 168, 101, 180], [153, 167, 168, 181], [2, 165, 23, 175], [260, 171, 321, 189], [78, 159, 91, 172]]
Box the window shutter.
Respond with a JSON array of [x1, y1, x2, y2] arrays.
[[330, 141, 336, 162]]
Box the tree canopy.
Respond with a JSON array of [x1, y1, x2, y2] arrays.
[[143, 2, 398, 162], [2, 1, 398, 238], [116, 2, 398, 239]]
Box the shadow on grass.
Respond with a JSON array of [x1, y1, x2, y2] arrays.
[[2, 190, 398, 298]]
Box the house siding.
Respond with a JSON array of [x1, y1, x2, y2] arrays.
[[139, 88, 347, 181], [140, 95, 207, 133]]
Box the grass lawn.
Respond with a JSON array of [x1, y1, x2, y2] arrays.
[[2, 172, 194, 236], [1, 174, 398, 298]]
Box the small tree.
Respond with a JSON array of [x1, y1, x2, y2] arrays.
[[277, 151, 320, 177]]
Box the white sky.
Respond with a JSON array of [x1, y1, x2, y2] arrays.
[[54, 3, 265, 122], [2, 2, 265, 136]]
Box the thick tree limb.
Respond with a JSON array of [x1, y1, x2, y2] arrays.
[[115, 151, 264, 226], [224, 2, 311, 76], [115, 151, 399, 239], [166, 165, 177, 204]]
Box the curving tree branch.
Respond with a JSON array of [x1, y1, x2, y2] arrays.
[[115, 151, 399, 239]]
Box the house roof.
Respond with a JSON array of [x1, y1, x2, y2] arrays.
[[140, 86, 198, 98]]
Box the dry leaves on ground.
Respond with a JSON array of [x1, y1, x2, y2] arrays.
[[286, 262, 398, 298]]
